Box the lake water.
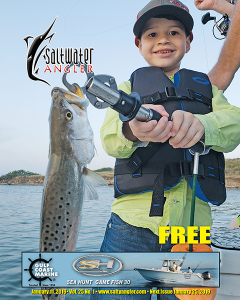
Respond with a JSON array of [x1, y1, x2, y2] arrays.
[[0, 185, 240, 299]]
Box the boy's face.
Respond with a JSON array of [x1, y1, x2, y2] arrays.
[[137, 18, 191, 76]]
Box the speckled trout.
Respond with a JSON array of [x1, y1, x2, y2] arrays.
[[40, 87, 107, 300]]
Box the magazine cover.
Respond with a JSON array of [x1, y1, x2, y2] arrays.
[[1, 0, 240, 299]]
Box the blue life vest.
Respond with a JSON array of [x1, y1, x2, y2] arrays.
[[114, 67, 226, 217]]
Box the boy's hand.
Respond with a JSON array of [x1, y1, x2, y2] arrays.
[[169, 111, 205, 149], [123, 104, 173, 143]]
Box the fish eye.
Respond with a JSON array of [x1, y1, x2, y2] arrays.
[[65, 111, 72, 121]]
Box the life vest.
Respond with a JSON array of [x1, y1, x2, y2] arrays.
[[114, 67, 226, 217]]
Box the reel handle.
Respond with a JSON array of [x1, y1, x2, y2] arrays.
[[201, 12, 216, 25]]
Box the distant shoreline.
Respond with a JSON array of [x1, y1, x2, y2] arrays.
[[0, 170, 239, 188], [0, 171, 115, 187]]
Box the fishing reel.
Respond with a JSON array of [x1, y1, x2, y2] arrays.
[[202, 12, 230, 40], [201, 0, 236, 40]]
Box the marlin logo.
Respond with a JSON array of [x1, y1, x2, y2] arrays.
[[23, 17, 57, 86]]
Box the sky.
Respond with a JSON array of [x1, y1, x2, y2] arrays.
[[1, 0, 240, 176]]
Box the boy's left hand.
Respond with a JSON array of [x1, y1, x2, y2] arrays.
[[169, 110, 205, 149]]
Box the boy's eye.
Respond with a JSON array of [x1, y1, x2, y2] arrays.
[[169, 31, 179, 36], [149, 32, 157, 37]]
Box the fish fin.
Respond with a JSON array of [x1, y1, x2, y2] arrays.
[[84, 180, 99, 200], [83, 167, 108, 187], [83, 168, 108, 200]]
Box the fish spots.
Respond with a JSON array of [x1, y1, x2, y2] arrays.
[[45, 237, 48, 240], [51, 233, 54, 236], [58, 216, 61, 219], [60, 197, 63, 200], [68, 191, 71, 194], [44, 247, 47, 251], [56, 223, 59, 226], [46, 225, 50, 228], [59, 205, 62, 208], [55, 230, 58, 234], [67, 203, 70, 206]]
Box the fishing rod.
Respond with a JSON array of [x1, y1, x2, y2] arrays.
[[201, 0, 236, 39], [179, 253, 187, 267], [193, 261, 202, 273]]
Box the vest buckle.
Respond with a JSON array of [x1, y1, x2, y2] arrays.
[[180, 161, 192, 177], [165, 87, 177, 98]]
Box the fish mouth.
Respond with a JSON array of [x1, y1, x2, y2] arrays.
[[51, 87, 89, 109]]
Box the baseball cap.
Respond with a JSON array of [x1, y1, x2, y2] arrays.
[[133, 0, 194, 41]]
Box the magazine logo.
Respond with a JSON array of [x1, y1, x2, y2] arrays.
[[24, 254, 58, 286], [73, 255, 123, 276], [24, 16, 94, 86]]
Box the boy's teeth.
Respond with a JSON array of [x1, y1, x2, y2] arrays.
[[157, 50, 171, 53]]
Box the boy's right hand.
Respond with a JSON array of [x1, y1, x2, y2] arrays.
[[123, 104, 173, 143]]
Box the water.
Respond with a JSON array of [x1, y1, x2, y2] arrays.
[[0, 185, 240, 299]]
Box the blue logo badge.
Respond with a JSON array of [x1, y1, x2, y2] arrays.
[[192, 77, 210, 85]]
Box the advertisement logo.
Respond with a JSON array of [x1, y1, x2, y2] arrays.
[[24, 253, 58, 286], [24, 17, 94, 86], [23, 17, 57, 86], [73, 255, 123, 276]]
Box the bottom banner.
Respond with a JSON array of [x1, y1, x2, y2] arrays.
[[22, 252, 219, 288]]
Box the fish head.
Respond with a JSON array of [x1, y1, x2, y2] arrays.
[[50, 87, 95, 164]]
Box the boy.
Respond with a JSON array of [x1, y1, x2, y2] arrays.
[[91, 0, 240, 299]]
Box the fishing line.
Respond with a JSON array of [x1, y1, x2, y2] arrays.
[[63, 0, 133, 36], [200, 11, 210, 72]]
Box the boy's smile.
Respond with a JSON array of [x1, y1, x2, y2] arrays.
[[137, 18, 191, 76]]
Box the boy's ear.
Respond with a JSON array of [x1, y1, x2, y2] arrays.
[[135, 37, 140, 47], [136, 38, 143, 55], [186, 36, 191, 53]]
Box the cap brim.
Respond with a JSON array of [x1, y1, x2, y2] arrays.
[[133, 5, 194, 37]]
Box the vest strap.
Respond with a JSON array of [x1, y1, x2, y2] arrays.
[[115, 160, 222, 180], [150, 163, 166, 217], [142, 88, 212, 107]]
